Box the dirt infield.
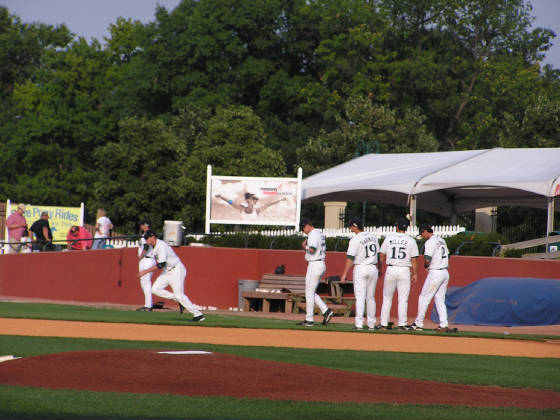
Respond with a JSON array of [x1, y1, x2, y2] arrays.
[[1, 349, 560, 409], [1, 317, 559, 358]]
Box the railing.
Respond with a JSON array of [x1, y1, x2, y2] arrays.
[[0, 235, 141, 254], [1, 225, 467, 253], [499, 235, 560, 259]]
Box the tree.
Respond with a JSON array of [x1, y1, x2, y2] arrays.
[[183, 105, 287, 230], [296, 95, 437, 175], [92, 110, 207, 232]]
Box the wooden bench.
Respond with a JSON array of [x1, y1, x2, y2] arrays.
[[292, 277, 355, 317], [241, 274, 355, 317], [241, 274, 307, 313]]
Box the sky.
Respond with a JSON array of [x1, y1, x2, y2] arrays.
[[1, 0, 559, 69]]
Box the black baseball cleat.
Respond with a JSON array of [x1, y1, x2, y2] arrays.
[[136, 307, 152, 312], [178, 303, 185, 314], [436, 326, 459, 333], [408, 323, 423, 331], [322, 309, 333, 325], [191, 315, 205, 322], [297, 321, 314, 326]]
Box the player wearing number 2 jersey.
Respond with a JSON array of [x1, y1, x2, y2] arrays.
[[341, 217, 381, 330], [378, 217, 419, 330], [298, 220, 333, 327], [409, 224, 452, 332]]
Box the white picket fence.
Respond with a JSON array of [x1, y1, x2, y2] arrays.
[[1, 225, 466, 253], [219, 225, 466, 239]]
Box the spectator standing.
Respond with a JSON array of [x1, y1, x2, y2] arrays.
[[29, 211, 53, 252], [6, 203, 28, 254], [66, 226, 93, 250], [340, 217, 381, 330], [136, 218, 155, 311], [378, 217, 419, 330], [298, 220, 333, 327], [138, 231, 205, 322], [92, 208, 113, 250], [409, 224, 453, 332]]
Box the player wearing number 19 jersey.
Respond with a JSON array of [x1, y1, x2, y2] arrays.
[[341, 217, 381, 330], [378, 218, 419, 329], [410, 224, 450, 331]]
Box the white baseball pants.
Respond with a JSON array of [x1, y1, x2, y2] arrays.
[[414, 269, 449, 328], [139, 257, 155, 308], [151, 263, 202, 317], [304, 260, 328, 322], [380, 266, 411, 327], [353, 264, 378, 329]]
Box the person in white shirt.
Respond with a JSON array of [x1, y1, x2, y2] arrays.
[[136, 218, 155, 311], [409, 223, 455, 332], [378, 217, 419, 330], [138, 231, 205, 322], [92, 208, 113, 250], [340, 217, 381, 330], [298, 220, 333, 327]]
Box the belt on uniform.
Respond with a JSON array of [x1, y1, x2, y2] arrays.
[[309, 259, 325, 262], [429, 268, 447, 270]]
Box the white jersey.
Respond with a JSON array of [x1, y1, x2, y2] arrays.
[[305, 228, 326, 262], [424, 235, 449, 270], [346, 231, 380, 265], [138, 237, 154, 258], [152, 239, 182, 272], [379, 232, 419, 267]]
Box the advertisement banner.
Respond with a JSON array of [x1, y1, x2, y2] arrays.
[[206, 168, 302, 232], [5, 201, 84, 243]]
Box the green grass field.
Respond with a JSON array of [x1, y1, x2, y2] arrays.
[[1, 302, 559, 419]]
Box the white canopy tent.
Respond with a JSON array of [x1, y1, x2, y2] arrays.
[[302, 148, 560, 236]]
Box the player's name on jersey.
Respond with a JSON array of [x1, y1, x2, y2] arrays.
[[386, 238, 410, 245], [358, 234, 377, 246]]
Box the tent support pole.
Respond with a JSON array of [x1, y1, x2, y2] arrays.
[[409, 195, 417, 227], [546, 197, 555, 238]]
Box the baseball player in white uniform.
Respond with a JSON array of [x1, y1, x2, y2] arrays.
[[136, 219, 155, 311], [138, 231, 205, 322], [378, 217, 419, 329], [298, 220, 333, 326], [340, 217, 380, 330], [409, 224, 452, 332]]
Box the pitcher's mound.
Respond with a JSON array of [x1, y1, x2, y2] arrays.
[[0, 349, 557, 409]]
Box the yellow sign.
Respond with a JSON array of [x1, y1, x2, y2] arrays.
[[7, 202, 84, 243]]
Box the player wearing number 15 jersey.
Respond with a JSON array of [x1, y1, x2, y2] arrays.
[[410, 223, 452, 332], [378, 218, 419, 329], [341, 217, 381, 330]]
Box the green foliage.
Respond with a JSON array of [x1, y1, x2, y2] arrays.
[[503, 249, 524, 258], [444, 232, 510, 256], [297, 95, 438, 175]]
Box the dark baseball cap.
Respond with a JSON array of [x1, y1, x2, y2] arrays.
[[143, 230, 157, 240], [418, 223, 433, 234], [299, 219, 311, 231], [139, 218, 152, 227], [347, 217, 363, 230], [395, 217, 409, 231]]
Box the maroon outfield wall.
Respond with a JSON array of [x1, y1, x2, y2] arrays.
[[0, 247, 559, 317]]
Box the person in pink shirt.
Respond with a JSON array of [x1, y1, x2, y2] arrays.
[[6, 203, 29, 254], [66, 226, 93, 250]]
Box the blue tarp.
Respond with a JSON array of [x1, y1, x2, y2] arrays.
[[430, 277, 560, 326]]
